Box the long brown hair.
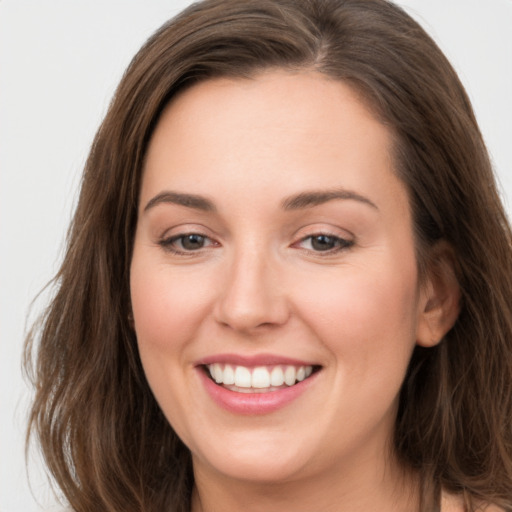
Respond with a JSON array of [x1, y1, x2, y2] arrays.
[[25, 1, 512, 510]]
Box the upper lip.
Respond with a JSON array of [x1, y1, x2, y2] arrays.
[[195, 353, 319, 367]]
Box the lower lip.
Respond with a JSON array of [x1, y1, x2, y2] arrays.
[[197, 367, 318, 415]]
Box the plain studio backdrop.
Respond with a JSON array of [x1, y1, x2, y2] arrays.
[[1, 1, 511, 511]]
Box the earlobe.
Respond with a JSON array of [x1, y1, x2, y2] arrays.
[[416, 242, 461, 348]]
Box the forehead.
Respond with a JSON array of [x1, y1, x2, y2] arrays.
[[149, 71, 388, 153], [141, 70, 407, 218]]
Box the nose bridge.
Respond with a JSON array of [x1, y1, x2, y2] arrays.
[[215, 241, 288, 332]]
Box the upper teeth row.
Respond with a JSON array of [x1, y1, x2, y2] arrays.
[[207, 364, 313, 388]]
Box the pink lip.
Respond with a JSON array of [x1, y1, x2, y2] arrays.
[[195, 352, 317, 367], [196, 363, 320, 416]]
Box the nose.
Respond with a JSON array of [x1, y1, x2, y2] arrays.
[[214, 247, 290, 333]]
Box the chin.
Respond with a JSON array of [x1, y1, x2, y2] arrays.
[[190, 430, 316, 484]]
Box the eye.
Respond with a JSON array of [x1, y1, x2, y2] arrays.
[[159, 233, 216, 254], [298, 234, 353, 253]]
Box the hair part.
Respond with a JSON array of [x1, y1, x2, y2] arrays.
[[25, 1, 512, 510]]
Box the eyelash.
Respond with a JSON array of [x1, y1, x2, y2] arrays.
[[159, 233, 217, 255], [295, 233, 354, 254], [158, 232, 354, 256]]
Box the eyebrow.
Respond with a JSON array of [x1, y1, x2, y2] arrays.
[[281, 188, 378, 211], [144, 191, 216, 213], [143, 187, 378, 214]]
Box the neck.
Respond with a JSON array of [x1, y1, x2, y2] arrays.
[[190, 452, 419, 512]]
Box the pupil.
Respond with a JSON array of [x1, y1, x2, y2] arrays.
[[182, 234, 204, 250], [312, 235, 335, 251]]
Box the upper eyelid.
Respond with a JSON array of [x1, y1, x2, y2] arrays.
[[158, 223, 218, 240], [293, 224, 354, 241], [297, 230, 351, 240]]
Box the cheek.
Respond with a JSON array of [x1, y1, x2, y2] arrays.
[[130, 261, 212, 354], [294, 258, 419, 378], [129, 257, 214, 439]]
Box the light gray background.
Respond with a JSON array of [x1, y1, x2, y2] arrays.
[[1, 1, 511, 511]]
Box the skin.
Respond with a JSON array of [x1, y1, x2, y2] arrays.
[[130, 71, 460, 512]]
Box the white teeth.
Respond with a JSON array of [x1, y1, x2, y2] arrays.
[[251, 366, 271, 388], [212, 363, 223, 383], [207, 363, 314, 390], [234, 366, 252, 388], [284, 366, 296, 386], [223, 364, 235, 385], [270, 366, 285, 386]]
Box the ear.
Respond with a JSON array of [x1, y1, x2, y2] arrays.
[[416, 241, 461, 348]]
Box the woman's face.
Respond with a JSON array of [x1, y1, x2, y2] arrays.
[[131, 71, 432, 485]]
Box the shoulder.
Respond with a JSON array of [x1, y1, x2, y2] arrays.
[[441, 491, 506, 512], [441, 491, 463, 512]]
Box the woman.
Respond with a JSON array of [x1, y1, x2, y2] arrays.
[[25, 0, 512, 510]]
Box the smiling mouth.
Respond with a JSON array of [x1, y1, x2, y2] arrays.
[[204, 363, 320, 393]]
